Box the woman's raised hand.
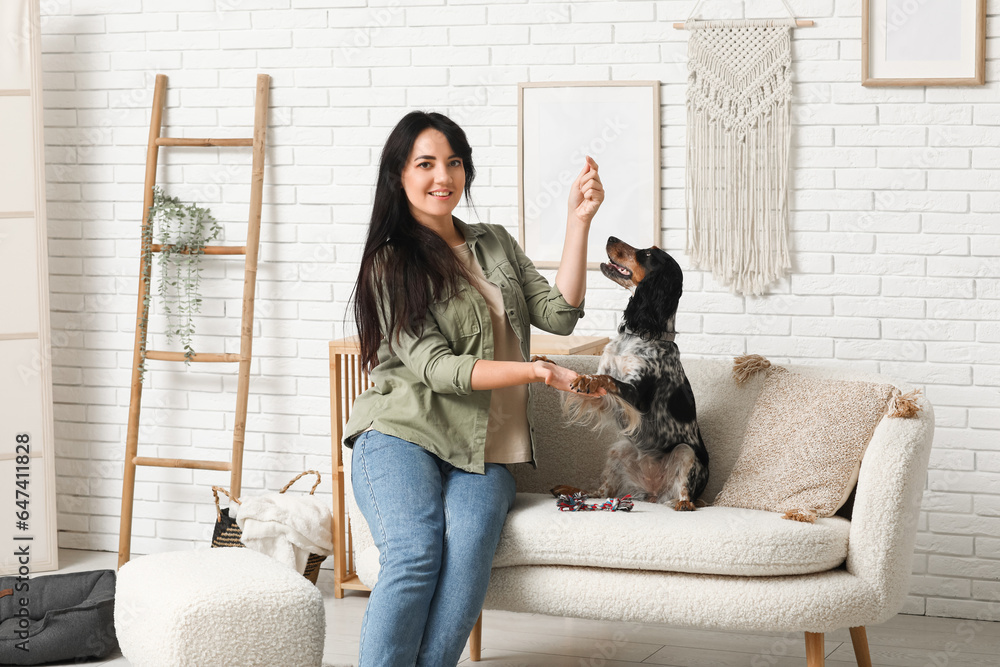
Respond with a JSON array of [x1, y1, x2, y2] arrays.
[[567, 155, 604, 225]]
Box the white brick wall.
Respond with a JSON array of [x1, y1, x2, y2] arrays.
[[38, 0, 1000, 621]]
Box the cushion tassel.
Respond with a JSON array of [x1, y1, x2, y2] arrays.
[[782, 508, 817, 523], [888, 388, 922, 418], [733, 354, 771, 386]]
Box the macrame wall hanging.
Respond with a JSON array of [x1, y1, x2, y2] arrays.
[[682, 0, 807, 296]]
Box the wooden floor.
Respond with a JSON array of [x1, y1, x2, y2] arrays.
[[46, 548, 1000, 666]]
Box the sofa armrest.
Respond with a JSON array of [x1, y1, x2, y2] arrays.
[[846, 394, 935, 618]]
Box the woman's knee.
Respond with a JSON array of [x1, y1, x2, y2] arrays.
[[381, 525, 445, 577]]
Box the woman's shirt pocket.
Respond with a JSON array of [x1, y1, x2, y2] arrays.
[[429, 286, 482, 353]]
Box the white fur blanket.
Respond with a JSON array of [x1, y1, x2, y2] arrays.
[[235, 493, 334, 574]]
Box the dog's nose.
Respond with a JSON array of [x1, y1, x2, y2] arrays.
[[607, 236, 620, 244]]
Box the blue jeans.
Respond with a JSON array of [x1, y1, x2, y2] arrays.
[[351, 430, 517, 667]]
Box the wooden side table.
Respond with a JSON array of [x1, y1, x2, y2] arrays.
[[327, 333, 607, 598]]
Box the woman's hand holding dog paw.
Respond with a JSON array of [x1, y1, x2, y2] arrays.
[[532, 359, 582, 394]]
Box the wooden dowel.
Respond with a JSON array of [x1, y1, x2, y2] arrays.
[[347, 515, 355, 575], [120, 71, 169, 570], [144, 350, 242, 363], [331, 351, 347, 599], [346, 355, 356, 422], [354, 354, 363, 400], [133, 456, 232, 471], [673, 19, 814, 28], [150, 244, 247, 255], [231, 73, 270, 500], [155, 137, 253, 147]]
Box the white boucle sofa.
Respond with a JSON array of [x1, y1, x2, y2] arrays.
[[335, 354, 935, 666]]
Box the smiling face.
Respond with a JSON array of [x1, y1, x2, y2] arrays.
[[400, 128, 466, 229]]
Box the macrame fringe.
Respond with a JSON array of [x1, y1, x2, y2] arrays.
[[782, 508, 817, 523], [888, 388, 923, 419], [685, 23, 793, 296], [733, 354, 771, 386]]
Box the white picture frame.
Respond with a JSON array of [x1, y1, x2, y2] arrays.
[[518, 81, 661, 269], [863, 0, 986, 87]]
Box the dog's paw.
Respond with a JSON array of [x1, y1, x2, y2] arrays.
[[673, 499, 697, 512], [550, 484, 584, 498], [530, 355, 552, 363], [569, 374, 614, 396]]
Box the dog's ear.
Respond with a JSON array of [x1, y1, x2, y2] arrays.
[[623, 259, 682, 338]]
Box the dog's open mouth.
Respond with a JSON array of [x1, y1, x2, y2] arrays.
[[601, 259, 632, 279]]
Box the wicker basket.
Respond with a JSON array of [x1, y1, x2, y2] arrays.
[[211, 470, 328, 584]]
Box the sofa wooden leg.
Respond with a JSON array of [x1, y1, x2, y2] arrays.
[[469, 611, 483, 662], [849, 626, 872, 667], [805, 632, 824, 667]]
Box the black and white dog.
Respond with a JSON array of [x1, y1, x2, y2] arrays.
[[554, 237, 709, 511]]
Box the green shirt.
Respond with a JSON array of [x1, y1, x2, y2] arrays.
[[343, 218, 585, 473]]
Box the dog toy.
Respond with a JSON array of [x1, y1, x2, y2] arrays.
[[556, 492, 634, 512]]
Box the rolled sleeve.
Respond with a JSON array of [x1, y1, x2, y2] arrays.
[[539, 282, 586, 335], [417, 340, 477, 395]]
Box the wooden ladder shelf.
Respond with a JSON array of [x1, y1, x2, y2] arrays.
[[118, 73, 270, 569]]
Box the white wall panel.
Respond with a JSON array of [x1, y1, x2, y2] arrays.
[[0, 218, 40, 334], [0, 97, 36, 212], [0, 0, 30, 90]]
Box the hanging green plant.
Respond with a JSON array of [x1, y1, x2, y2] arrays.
[[137, 186, 223, 382]]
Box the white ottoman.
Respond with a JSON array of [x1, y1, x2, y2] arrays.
[[115, 548, 325, 667]]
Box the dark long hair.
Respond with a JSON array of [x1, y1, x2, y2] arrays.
[[351, 111, 477, 372]]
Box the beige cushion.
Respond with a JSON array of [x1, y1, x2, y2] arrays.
[[714, 366, 894, 517]]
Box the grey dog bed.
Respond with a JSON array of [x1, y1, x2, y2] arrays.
[[0, 569, 118, 665]]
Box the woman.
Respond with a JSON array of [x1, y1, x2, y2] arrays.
[[344, 110, 603, 666]]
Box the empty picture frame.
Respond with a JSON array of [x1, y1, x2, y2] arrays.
[[518, 81, 661, 269], [863, 0, 986, 86]]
